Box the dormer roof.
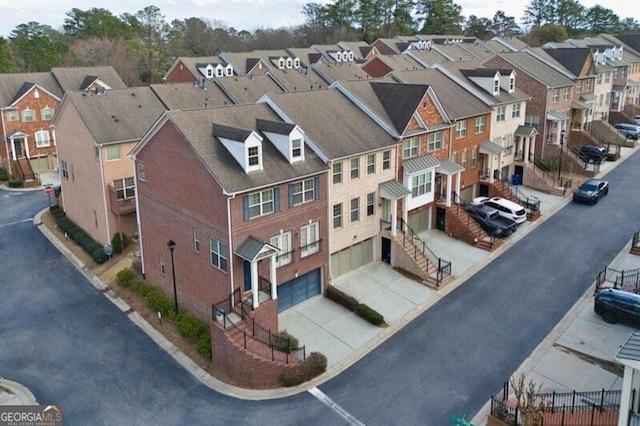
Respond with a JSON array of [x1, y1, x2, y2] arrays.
[[256, 119, 296, 135]]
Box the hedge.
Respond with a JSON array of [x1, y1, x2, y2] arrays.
[[116, 268, 135, 288], [281, 352, 327, 387], [176, 313, 211, 359], [270, 330, 299, 353], [0, 168, 7, 181], [7, 179, 22, 188], [112, 232, 124, 254], [355, 303, 385, 326], [325, 285, 358, 311]]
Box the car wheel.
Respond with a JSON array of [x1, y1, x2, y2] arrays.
[[605, 188, 609, 195], [602, 311, 617, 324], [593, 196, 599, 204]]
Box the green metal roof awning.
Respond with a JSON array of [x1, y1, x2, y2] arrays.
[[546, 111, 569, 121], [515, 125, 538, 137], [571, 100, 590, 110], [479, 140, 504, 155], [617, 330, 640, 362], [581, 93, 596, 101], [402, 154, 440, 174], [235, 236, 279, 262], [379, 179, 411, 200], [436, 158, 464, 175]]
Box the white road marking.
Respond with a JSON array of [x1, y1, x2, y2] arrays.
[[308, 387, 365, 426], [0, 218, 33, 228]]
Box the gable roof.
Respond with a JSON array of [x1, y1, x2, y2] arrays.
[[61, 86, 167, 145], [537, 47, 593, 77], [162, 56, 220, 81], [213, 74, 284, 104], [0, 73, 62, 106], [153, 103, 326, 194], [263, 88, 398, 160], [51, 66, 127, 91], [149, 82, 232, 109], [371, 82, 431, 134], [485, 52, 575, 88]]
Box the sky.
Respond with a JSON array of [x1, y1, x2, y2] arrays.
[[0, 0, 637, 37]]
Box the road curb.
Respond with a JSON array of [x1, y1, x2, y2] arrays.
[[0, 378, 38, 405]]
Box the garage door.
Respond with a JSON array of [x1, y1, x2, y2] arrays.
[[330, 238, 374, 277], [278, 268, 322, 312], [408, 208, 429, 233]]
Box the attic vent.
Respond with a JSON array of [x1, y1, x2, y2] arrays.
[[138, 105, 142, 108], [131, 92, 136, 96]]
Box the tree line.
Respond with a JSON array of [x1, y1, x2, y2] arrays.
[[0, 1, 637, 86]]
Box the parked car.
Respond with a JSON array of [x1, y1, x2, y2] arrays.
[[633, 115, 640, 125], [472, 196, 527, 224], [577, 145, 607, 164], [465, 204, 517, 237], [614, 123, 640, 140], [594, 288, 640, 325], [572, 179, 609, 204]]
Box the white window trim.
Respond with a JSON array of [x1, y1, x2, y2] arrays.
[[106, 145, 121, 161], [300, 222, 319, 257], [271, 232, 292, 267], [35, 130, 51, 147], [210, 238, 228, 272], [248, 189, 274, 218], [194, 228, 201, 253], [292, 178, 314, 206]]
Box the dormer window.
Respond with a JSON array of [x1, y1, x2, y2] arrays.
[[225, 65, 233, 76], [348, 51, 354, 61], [248, 146, 260, 167], [292, 138, 302, 159], [493, 78, 500, 95], [206, 65, 214, 78], [286, 58, 293, 69], [278, 58, 285, 69], [341, 51, 348, 61], [294, 58, 300, 68], [509, 76, 515, 92], [216, 66, 223, 77]]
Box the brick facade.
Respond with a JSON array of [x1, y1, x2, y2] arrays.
[[165, 60, 199, 84]]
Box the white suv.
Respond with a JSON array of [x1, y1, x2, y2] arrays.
[[472, 196, 527, 224]]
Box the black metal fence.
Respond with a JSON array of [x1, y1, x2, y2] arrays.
[[596, 266, 640, 293]]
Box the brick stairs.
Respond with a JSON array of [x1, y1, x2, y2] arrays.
[[446, 203, 501, 252], [392, 231, 440, 287], [15, 157, 35, 182]]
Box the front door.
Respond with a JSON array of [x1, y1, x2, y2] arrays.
[[13, 139, 23, 158], [381, 237, 391, 264], [436, 207, 446, 231], [243, 260, 251, 292]]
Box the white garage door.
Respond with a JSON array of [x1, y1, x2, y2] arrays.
[[330, 238, 374, 277]]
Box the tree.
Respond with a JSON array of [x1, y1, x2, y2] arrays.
[[125, 6, 171, 84], [70, 37, 139, 85], [0, 37, 17, 72], [522, 0, 552, 27], [416, 0, 464, 35], [528, 23, 568, 46], [492, 11, 520, 37], [555, 0, 586, 36], [356, 0, 384, 42], [464, 16, 493, 39], [324, 0, 358, 41], [9, 22, 69, 72], [63, 8, 131, 39], [619, 18, 640, 34], [585, 5, 621, 34]]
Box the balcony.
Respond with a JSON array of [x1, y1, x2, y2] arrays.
[[108, 185, 136, 216]]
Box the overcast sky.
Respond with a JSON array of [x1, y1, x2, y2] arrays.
[[0, 0, 637, 37]]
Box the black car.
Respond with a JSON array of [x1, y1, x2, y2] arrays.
[[465, 204, 517, 237], [577, 145, 607, 164], [572, 179, 609, 204], [594, 288, 640, 324]]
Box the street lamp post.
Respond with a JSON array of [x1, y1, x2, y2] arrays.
[[557, 129, 565, 180], [167, 239, 178, 315]]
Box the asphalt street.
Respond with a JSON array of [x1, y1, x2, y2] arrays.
[[1, 149, 639, 426]]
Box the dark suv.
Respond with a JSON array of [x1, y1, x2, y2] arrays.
[[578, 145, 607, 164], [594, 288, 640, 324]]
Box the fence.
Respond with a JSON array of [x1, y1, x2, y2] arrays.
[[595, 266, 640, 293], [491, 382, 621, 426]]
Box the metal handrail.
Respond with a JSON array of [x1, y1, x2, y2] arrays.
[[397, 218, 451, 286]]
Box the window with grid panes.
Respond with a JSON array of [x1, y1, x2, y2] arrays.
[[350, 158, 359, 179], [248, 189, 274, 218], [475, 116, 485, 133], [210, 238, 228, 271], [511, 103, 521, 118], [367, 153, 375, 174], [471, 147, 477, 168], [552, 89, 559, 103], [402, 138, 418, 158], [382, 150, 390, 170], [270, 232, 292, 267], [563, 87, 570, 100], [367, 192, 374, 216], [455, 121, 466, 138], [248, 146, 259, 166], [114, 177, 135, 200], [333, 162, 342, 184], [292, 178, 314, 205], [350, 197, 359, 222], [333, 203, 342, 228], [496, 106, 506, 121], [411, 172, 432, 197], [427, 132, 442, 151], [300, 222, 319, 257]]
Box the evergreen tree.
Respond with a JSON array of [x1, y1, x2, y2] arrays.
[[9, 22, 69, 72], [464, 16, 492, 39], [416, 0, 464, 35], [585, 5, 621, 34], [0, 37, 17, 73], [492, 11, 520, 37]]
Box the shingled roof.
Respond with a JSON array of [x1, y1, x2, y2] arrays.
[[371, 82, 430, 134]]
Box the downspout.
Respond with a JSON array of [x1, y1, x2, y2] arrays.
[[227, 193, 236, 303], [132, 157, 145, 279], [326, 168, 334, 288], [0, 108, 11, 176], [97, 144, 111, 245]]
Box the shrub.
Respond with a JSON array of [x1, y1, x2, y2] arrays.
[[55, 215, 75, 232], [0, 168, 7, 181], [116, 268, 134, 288], [270, 330, 299, 353], [355, 303, 385, 326], [145, 289, 174, 317], [176, 313, 209, 343], [534, 158, 556, 172], [91, 247, 108, 264], [196, 334, 212, 359], [7, 179, 22, 188], [134, 282, 156, 298], [49, 205, 62, 215], [281, 352, 327, 387], [67, 226, 85, 243], [112, 232, 123, 254], [325, 285, 358, 311]]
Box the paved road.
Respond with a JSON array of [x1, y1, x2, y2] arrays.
[[1, 150, 639, 426]]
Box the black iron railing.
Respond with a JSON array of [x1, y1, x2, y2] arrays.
[[397, 218, 451, 287], [595, 266, 640, 293]]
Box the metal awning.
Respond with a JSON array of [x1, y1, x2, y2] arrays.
[[235, 236, 279, 262], [436, 158, 464, 175], [479, 140, 504, 155], [515, 125, 538, 137], [617, 330, 640, 363], [571, 100, 590, 110], [402, 154, 439, 174], [379, 179, 411, 200], [581, 93, 596, 101], [546, 111, 569, 121]]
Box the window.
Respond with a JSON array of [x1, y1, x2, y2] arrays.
[[248, 146, 259, 167], [5, 110, 18, 121], [160, 253, 165, 275], [193, 228, 200, 253], [475, 116, 485, 134], [350, 197, 359, 222], [563, 87, 570, 101], [22, 109, 35, 122], [35, 131, 50, 147], [427, 132, 442, 151], [382, 150, 391, 170], [106, 145, 121, 161], [333, 203, 342, 228], [247, 189, 274, 218], [511, 103, 521, 119], [137, 163, 146, 181], [455, 121, 466, 139], [367, 153, 375, 174], [605, 73, 611, 83], [509, 76, 515, 91], [333, 162, 342, 184], [61, 160, 68, 180], [411, 172, 432, 197], [292, 138, 302, 158], [471, 147, 477, 168], [270, 232, 292, 267], [576, 80, 583, 93], [41, 107, 54, 120], [210, 238, 228, 272], [496, 106, 506, 122], [114, 177, 135, 200], [367, 192, 375, 216], [596, 74, 602, 85], [402, 137, 419, 158], [300, 222, 319, 257], [350, 158, 359, 179], [461, 150, 467, 169], [493, 78, 500, 94], [585, 79, 592, 91], [552, 88, 559, 103], [292, 178, 314, 205]]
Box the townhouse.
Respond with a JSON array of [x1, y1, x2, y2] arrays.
[[52, 87, 167, 245], [0, 66, 125, 184]]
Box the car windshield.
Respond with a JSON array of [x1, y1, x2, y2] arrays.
[[580, 183, 597, 191]]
